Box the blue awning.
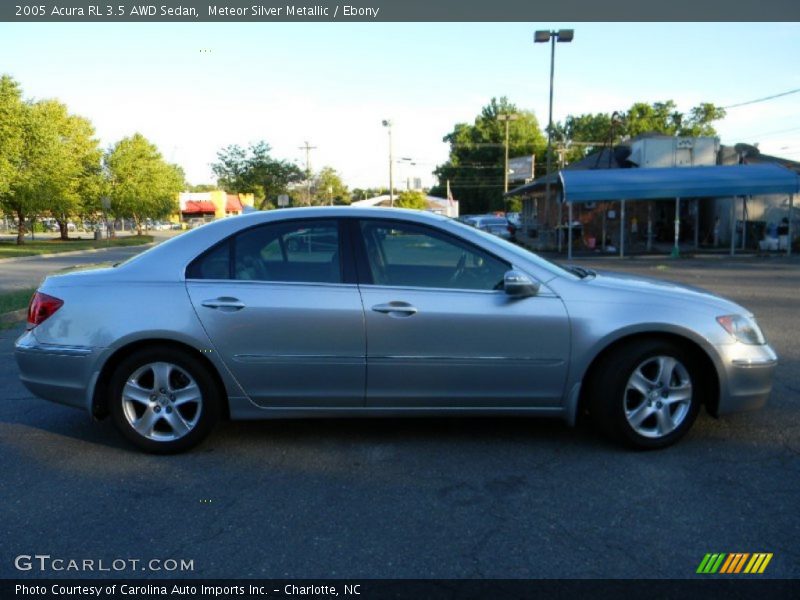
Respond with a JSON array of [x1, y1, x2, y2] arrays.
[[560, 163, 800, 203]]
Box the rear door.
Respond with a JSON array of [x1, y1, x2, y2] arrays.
[[185, 218, 365, 408]]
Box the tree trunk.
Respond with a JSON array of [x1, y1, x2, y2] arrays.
[[56, 218, 69, 241], [16, 209, 25, 245]]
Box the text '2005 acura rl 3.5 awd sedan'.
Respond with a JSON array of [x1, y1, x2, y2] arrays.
[[15, 207, 777, 453]]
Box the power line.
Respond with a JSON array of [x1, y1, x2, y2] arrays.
[[736, 124, 800, 140], [723, 88, 800, 109]]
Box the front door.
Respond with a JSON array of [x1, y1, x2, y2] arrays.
[[354, 219, 570, 408]]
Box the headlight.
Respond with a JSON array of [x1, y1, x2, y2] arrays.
[[716, 314, 766, 345]]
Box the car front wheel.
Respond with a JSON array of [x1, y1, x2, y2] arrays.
[[108, 348, 221, 453], [589, 340, 702, 449]]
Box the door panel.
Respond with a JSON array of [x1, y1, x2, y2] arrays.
[[360, 286, 569, 407], [188, 281, 365, 407]]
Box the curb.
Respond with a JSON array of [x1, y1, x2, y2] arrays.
[[0, 308, 26, 325], [0, 242, 156, 264]]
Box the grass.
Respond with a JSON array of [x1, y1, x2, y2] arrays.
[[0, 235, 153, 259], [0, 287, 36, 315]]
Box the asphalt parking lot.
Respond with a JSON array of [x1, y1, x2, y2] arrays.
[[0, 255, 798, 579]]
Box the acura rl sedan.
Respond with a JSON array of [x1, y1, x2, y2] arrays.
[[15, 207, 777, 453]]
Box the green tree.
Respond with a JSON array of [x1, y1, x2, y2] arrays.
[[553, 100, 726, 164], [552, 112, 616, 163], [0, 75, 24, 200], [38, 102, 104, 240], [211, 141, 303, 209], [432, 97, 547, 214], [311, 166, 350, 205], [395, 190, 428, 210], [681, 103, 727, 137], [2, 99, 68, 244], [105, 133, 183, 235]]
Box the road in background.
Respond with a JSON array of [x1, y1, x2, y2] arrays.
[[0, 232, 178, 292], [0, 257, 798, 579]]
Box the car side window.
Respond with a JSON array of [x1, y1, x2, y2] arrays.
[[186, 240, 229, 280], [187, 220, 342, 284], [359, 220, 508, 291], [234, 221, 341, 283]]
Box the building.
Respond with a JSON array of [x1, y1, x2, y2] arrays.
[[508, 134, 799, 253], [174, 191, 255, 224]]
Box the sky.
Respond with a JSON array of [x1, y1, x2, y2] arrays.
[[1, 22, 798, 190]]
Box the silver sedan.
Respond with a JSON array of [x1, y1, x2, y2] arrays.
[[15, 207, 777, 453]]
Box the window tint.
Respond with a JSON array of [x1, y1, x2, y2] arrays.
[[186, 240, 229, 280], [235, 221, 341, 283], [187, 220, 342, 284], [359, 221, 508, 290]]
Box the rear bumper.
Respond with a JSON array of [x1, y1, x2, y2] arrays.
[[14, 330, 99, 412], [716, 342, 778, 415]]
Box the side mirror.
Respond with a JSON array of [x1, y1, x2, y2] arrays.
[[504, 270, 539, 298]]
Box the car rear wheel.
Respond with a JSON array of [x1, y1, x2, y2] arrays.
[[108, 348, 221, 453], [589, 340, 701, 449]]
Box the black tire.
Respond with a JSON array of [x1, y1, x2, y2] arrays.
[[108, 347, 221, 454], [588, 339, 702, 449]]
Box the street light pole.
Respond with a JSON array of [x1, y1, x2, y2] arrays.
[[382, 119, 394, 207], [535, 28, 573, 250]]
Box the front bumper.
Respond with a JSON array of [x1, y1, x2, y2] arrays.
[[715, 342, 778, 415], [14, 330, 100, 412]]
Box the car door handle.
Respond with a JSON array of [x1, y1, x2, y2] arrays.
[[371, 302, 418, 317], [201, 297, 245, 311]]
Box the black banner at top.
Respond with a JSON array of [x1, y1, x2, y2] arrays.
[[2, 0, 800, 22]]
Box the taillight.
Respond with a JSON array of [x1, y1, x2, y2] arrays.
[[27, 292, 63, 327]]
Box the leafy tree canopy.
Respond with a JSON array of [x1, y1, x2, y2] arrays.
[[395, 190, 428, 210], [105, 133, 183, 234], [0, 75, 24, 198], [552, 100, 727, 162], [211, 141, 304, 209], [311, 166, 350, 205], [432, 97, 547, 214]]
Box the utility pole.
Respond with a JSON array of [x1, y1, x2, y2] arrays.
[[497, 114, 519, 205], [299, 141, 317, 205], [382, 120, 394, 206]]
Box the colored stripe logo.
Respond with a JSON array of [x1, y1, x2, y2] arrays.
[[697, 553, 772, 574]]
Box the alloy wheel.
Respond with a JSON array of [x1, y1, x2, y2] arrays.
[[623, 355, 692, 439], [121, 361, 203, 442]]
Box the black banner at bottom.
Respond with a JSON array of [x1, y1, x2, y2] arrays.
[[4, 579, 799, 600]]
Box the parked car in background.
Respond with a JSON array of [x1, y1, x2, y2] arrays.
[[464, 214, 516, 240], [16, 207, 777, 453]]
